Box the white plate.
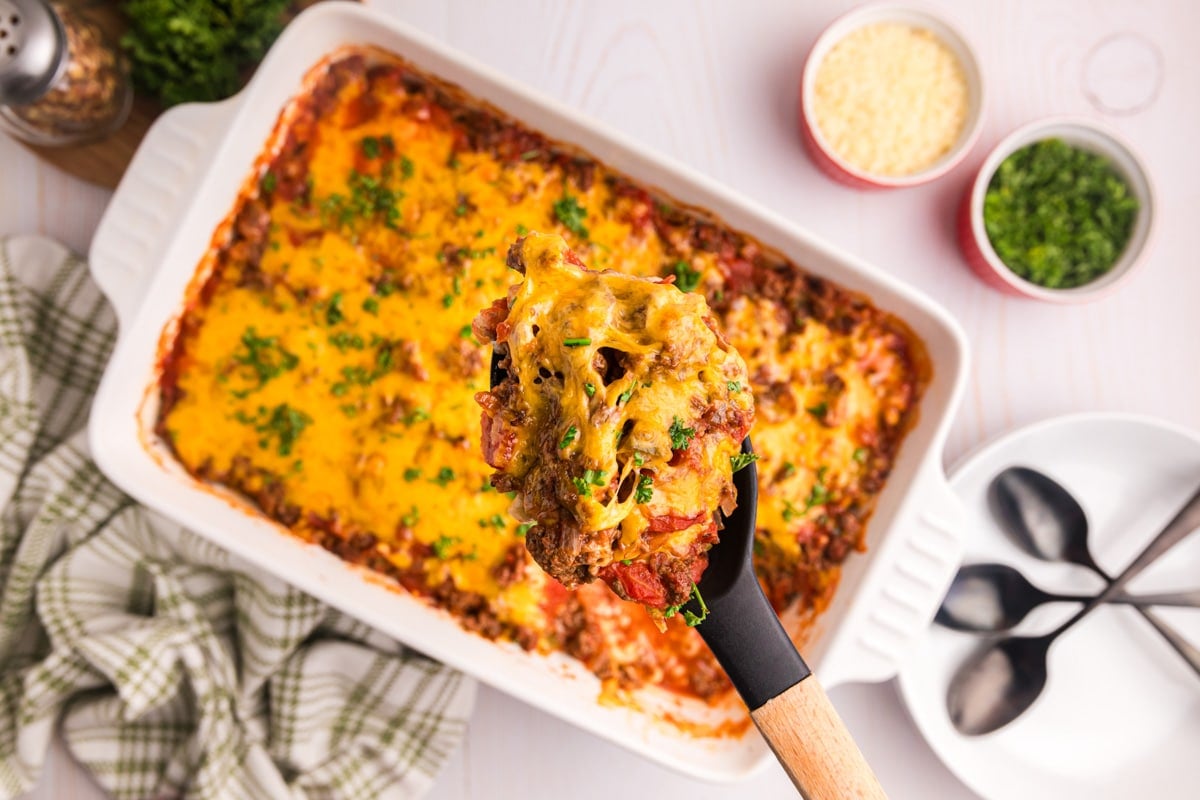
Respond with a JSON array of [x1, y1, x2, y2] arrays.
[[898, 412, 1200, 800]]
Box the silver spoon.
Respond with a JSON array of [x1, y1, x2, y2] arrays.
[[990, 467, 1200, 674], [937, 561, 1200, 633], [947, 476, 1200, 736]]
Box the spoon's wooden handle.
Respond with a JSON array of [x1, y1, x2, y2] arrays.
[[751, 676, 887, 800]]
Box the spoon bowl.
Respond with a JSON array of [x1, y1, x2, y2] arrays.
[[989, 466, 1099, 572], [948, 634, 1053, 736], [937, 561, 1200, 633], [937, 562, 1060, 632]]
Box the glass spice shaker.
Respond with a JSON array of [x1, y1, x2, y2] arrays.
[[0, 0, 131, 146]]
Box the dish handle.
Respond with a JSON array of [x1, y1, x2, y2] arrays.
[[821, 464, 967, 686], [89, 98, 240, 327]]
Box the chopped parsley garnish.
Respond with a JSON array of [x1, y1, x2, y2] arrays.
[[635, 474, 654, 503], [403, 468, 422, 482], [682, 583, 709, 627], [319, 169, 403, 231], [520, 149, 541, 160], [401, 408, 430, 426], [431, 466, 456, 487], [633, 452, 646, 466], [563, 337, 591, 347], [432, 535, 457, 559], [325, 292, 345, 325], [584, 382, 596, 397], [441, 294, 454, 309], [362, 297, 380, 315], [515, 523, 534, 538], [338, 364, 378, 389], [572, 469, 607, 497], [375, 345, 393, 370], [668, 417, 696, 451], [399, 155, 414, 180], [984, 138, 1138, 289], [460, 324, 475, 340], [401, 506, 420, 527], [553, 194, 589, 238], [559, 425, 578, 450], [785, 466, 831, 521], [246, 403, 312, 457], [515, 223, 529, 235], [617, 382, 639, 405], [853, 446, 869, 464], [260, 171, 276, 194], [727, 381, 741, 393], [809, 466, 830, 507], [806, 402, 828, 419], [672, 260, 701, 292], [360, 136, 381, 159], [730, 452, 759, 473], [782, 461, 797, 477], [328, 332, 365, 351], [231, 327, 298, 392]]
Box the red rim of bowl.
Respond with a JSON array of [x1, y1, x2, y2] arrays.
[[959, 116, 1157, 303], [799, 2, 986, 189]]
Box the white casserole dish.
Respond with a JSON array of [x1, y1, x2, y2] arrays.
[[88, 2, 969, 782]]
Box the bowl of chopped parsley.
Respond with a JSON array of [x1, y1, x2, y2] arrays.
[[958, 118, 1154, 302]]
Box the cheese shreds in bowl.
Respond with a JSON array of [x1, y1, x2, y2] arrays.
[[812, 22, 969, 177]]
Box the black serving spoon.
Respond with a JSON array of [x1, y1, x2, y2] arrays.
[[936, 561, 1200, 633], [945, 473, 1200, 736], [490, 352, 885, 799]]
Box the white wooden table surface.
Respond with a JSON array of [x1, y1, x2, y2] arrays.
[[4, 1, 1197, 798]]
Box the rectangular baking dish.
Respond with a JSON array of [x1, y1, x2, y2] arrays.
[[88, 2, 969, 782]]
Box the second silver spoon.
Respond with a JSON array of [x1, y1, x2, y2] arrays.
[[937, 561, 1200, 633]]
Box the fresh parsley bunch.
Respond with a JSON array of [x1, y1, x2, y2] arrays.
[[120, 0, 292, 107]]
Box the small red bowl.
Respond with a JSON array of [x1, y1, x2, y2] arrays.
[[799, 3, 985, 189], [958, 117, 1156, 303]]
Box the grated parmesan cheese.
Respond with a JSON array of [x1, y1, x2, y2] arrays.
[[812, 22, 969, 177]]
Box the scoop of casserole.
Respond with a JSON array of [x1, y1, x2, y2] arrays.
[[474, 233, 755, 617]]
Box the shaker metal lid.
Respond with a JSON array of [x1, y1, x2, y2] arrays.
[[0, 0, 66, 107]]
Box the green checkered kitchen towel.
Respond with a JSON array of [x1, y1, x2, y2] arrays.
[[0, 236, 475, 800]]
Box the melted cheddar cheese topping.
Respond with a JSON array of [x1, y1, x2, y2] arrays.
[[158, 49, 926, 705], [477, 233, 752, 607]]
